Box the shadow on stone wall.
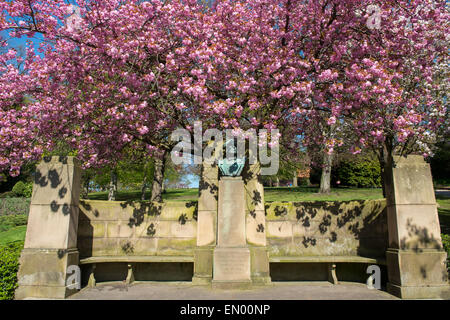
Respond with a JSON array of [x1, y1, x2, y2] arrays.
[[77, 200, 198, 258], [265, 200, 388, 257], [400, 218, 443, 252], [397, 219, 448, 283], [198, 179, 218, 202], [35, 156, 72, 217], [77, 207, 93, 257]]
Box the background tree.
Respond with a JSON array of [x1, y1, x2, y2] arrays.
[[332, 152, 381, 188], [430, 133, 450, 187]]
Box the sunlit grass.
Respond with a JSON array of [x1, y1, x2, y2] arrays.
[[87, 188, 199, 202], [264, 186, 383, 202], [0, 225, 27, 246], [437, 195, 450, 235], [87, 186, 384, 202]]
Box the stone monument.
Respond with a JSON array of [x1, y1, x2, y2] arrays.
[[385, 155, 449, 299], [210, 141, 251, 288], [212, 168, 252, 288], [15, 156, 81, 299], [212, 176, 252, 288]]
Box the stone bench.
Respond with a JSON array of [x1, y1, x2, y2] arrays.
[[269, 256, 387, 284], [79, 256, 194, 287]]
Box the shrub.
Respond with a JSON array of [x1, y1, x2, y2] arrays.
[[0, 215, 28, 232], [0, 241, 23, 300], [22, 183, 32, 198], [430, 137, 450, 185], [0, 198, 31, 216], [0, 192, 14, 199], [334, 157, 381, 188], [434, 179, 450, 188], [11, 181, 25, 197], [442, 234, 450, 277], [12, 181, 33, 198]]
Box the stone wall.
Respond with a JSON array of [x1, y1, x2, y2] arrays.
[[265, 199, 388, 258], [77, 199, 387, 259], [77, 200, 198, 257]]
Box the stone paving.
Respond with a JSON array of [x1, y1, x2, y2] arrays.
[[69, 281, 401, 300]]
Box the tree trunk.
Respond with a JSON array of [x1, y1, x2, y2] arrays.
[[151, 150, 166, 203], [379, 138, 394, 198], [81, 180, 89, 199], [380, 159, 386, 198], [108, 169, 117, 201], [293, 172, 298, 187], [268, 177, 272, 187], [141, 180, 147, 201], [275, 177, 280, 187], [319, 151, 333, 194], [141, 162, 149, 201], [382, 154, 394, 200]]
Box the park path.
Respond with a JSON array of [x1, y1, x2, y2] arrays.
[[69, 281, 399, 300], [436, 190, 450, 198]]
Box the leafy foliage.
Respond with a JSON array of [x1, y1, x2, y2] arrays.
[[334, 156, 381, 188], [431, 136, 450, 187], [0, 215, 28, 232], [0, 198, 30, 216], [11, 181, 25, 197], [0, 163, 36, 194], [442, 234, 450, 277], [0, 241, 23, 300], [0, 191, 14, 199], [11, 181, 32, 198]]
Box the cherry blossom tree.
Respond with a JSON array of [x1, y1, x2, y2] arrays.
[[0, 0, 447, 200], [322, 0, 449, 192]]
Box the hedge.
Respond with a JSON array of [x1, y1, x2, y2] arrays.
[[0, 198, 31, 216], [11, 181, 33, 198], [442, 234, 450, 277], [0, 241, 23, 300], [0, 215, 28, 233], [334, 157, 381, 188]]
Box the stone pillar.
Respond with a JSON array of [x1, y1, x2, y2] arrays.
[[15, 156, 82, 299], [385, 155, 449, 299], [192, 162, 218, 285], [243, 162, 271, 284], [212, 177, 252, 289]]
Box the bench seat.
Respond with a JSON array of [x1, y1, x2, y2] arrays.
[[79, 255, 194, 287], [269, 255, 386, 265], [79, 255, 194, 264], [269, 255, 386, 284], [79, 255, 385, 287]]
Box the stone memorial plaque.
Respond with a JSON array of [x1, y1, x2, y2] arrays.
[[213, 248, 251, 281]]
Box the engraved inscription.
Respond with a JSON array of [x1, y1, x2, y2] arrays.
[[217, 253, 247, 274], [213, 249, 251, 281]]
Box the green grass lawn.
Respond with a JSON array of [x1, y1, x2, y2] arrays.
[[87, 186, 384, 202], [437, 195, 450, 236], [0, 225, 27, 246], [87, 188, 199, 202], [264, 187, 384, 202]]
